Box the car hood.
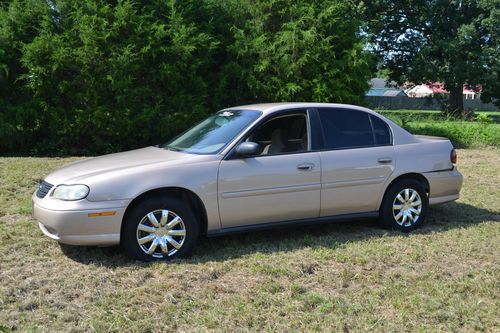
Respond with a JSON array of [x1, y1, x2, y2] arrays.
[[44, 146, 197, 184]]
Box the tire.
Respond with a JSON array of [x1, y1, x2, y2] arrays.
[[379, 179, 428, 232], [121, 196, 199, 261]]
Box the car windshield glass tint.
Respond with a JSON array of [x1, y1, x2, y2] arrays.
[[161, 110, 261, 154]]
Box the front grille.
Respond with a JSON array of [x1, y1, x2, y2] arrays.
[[36, 181, 54, 199]]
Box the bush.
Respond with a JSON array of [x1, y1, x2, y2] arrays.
[[378, 110, 500, 124], [475, 113, 493, 123], [0, 0, 373, 156], [402, 121, 500, 148]]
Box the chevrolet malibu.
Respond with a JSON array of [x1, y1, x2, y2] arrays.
[[33, 103, 463, 261]]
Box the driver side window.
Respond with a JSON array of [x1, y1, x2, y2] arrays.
[[247, 113, 309, 156]]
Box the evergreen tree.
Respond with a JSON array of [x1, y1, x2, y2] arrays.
[[0, 0, 374, 155]]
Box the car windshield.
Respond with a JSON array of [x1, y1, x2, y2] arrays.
[[161, 109, 261, 154]]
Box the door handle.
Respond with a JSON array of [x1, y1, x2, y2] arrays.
[[297, 163, 314, 171], [377, 157, 393, 164]]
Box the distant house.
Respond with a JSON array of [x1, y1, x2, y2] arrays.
[[405, 83, 481, 99], [365, 78, 407, 97], [405, 82, 448, 98], [463, 85, 482, 100]]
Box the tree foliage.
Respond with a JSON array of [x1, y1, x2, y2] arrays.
[[364, 0, 500, 117], [206, 0, 372, 105], [0, 0, 373, 155]]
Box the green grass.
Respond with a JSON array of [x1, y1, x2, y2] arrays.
[[1, 149, 500, 332], [403, 121, 500, 148]]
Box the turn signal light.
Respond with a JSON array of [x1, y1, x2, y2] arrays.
[[88, 211, 116, 217]]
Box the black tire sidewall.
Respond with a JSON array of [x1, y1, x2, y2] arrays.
[[121, 196, 199, 261], [380, 179, 428, 232]]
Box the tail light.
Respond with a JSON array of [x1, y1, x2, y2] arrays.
[[450, 148, 457, 164]]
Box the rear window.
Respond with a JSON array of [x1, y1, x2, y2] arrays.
[[318, 108, 391, 149]]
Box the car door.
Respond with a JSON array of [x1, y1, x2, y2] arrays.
[[317, 108, 395, 216], [218, 110, 321, 228]]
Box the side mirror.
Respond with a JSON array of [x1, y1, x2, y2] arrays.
[[235, 142, 261, 157]]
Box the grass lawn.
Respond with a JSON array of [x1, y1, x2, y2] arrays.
[[1, 149, 499, 332]]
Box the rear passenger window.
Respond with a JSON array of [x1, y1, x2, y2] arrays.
[[370, 115, 391, 145], [318, 109, 374, 149]]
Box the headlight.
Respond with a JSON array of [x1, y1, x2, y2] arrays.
[[52, 184, 90, 201]]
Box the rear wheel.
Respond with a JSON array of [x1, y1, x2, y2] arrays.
[[122, 196, 199, 261], [379, 179, 428, 232]]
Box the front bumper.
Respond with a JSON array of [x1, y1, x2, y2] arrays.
[[425, 168, 463, 205], [32, 193, 129, 246]]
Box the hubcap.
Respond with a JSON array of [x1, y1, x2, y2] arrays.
[[392, 188, 422, 227], [136, 209, 186, 258]]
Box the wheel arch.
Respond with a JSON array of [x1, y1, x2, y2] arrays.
[[378, 173, 430, 210], [121, 187, 208, 239]]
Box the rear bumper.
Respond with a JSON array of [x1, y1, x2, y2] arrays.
[[425, 168, 463, 205], [32, 193, 127, 246]]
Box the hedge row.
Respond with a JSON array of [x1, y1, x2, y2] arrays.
[[0, 0, 373, 156], [379, 110, 500, 123], [401, 121, 500, 148]]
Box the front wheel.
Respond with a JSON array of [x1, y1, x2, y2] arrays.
[[379, 179, 428, 232], [121, 196, 199, 261]]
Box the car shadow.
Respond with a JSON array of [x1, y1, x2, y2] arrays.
[[59, 201, 499, 266]]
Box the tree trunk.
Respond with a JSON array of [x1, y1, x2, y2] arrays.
[[447, 85, 469, 119]]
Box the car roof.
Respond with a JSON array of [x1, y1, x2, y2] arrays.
[[224, 102, 378, 116]]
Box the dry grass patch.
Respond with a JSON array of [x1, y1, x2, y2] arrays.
[[0, 149, 499, 332]]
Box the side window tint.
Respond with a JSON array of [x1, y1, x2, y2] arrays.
[[370, 115, 391, 145], [318, 109, 374, 149]]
